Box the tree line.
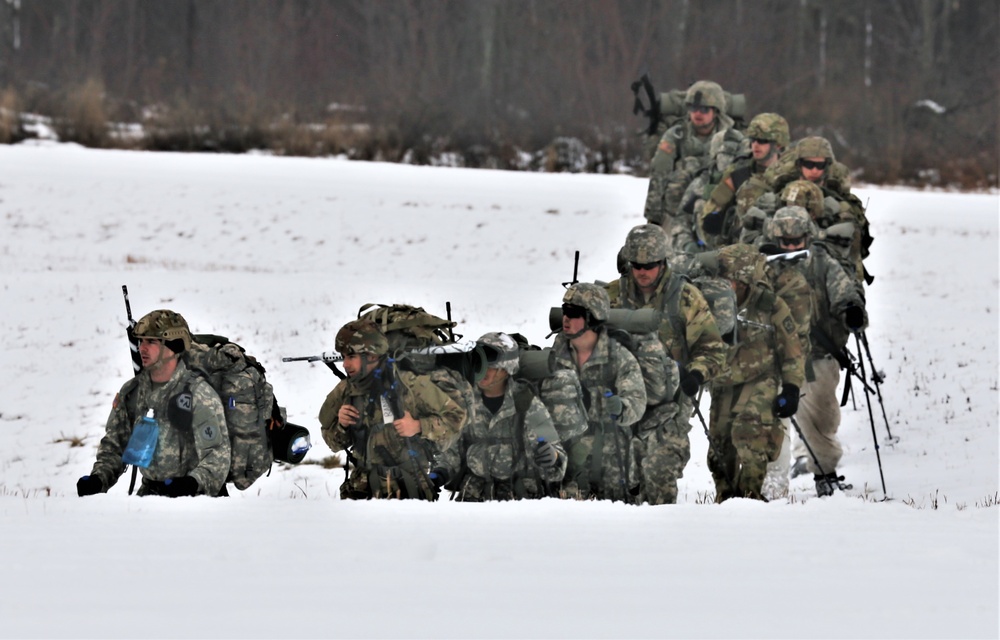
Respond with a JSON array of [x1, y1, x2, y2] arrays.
[[0, 0, 996, 188]]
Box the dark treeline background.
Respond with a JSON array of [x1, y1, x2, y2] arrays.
[[0, 0, 996, 187]]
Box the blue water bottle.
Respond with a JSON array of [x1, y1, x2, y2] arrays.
[[122, 409, 159, 468]]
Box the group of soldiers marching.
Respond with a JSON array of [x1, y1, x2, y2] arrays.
[[78, 78, 872, 504], [315, 78, 872, 505]]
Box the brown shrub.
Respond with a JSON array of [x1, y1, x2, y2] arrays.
[[53, 78, 110, 147]]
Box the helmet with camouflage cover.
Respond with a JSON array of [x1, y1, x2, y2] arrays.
[[780, 179, 824, 221], [770, 206, 815, 242], [133, 309, 191, 353], [685, 80, 726, 113], [796, 136, 835, 162], [622, 224, 669, 264], [335, 319, 389, 357], [717, 243, 766, 285], [476, 332, 519, 376], [746, 113, 790, 148], [562, 282, 610, 324]]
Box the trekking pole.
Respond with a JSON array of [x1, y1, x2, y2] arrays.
[[858, 331, 898, 445], [849, 340, 889, 498], [789, 416, 852, 493]]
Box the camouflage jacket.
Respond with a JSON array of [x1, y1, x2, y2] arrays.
[[712, 282, 805, 389], [438, 380, 566, 491], [90, 361, 231, 496], [319, 362, 467, 496], [551, 329, 647, 432], [606, 269, 727, 382], [802, 243, 867, 357]]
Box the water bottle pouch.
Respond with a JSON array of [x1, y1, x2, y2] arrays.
[[122, 414, 159, 468]]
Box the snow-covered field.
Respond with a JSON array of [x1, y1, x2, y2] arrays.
[[1, 142, 996, 639]]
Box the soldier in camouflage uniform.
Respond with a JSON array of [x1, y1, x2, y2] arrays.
[[551, 283, 647, 502], [697, 113, 791, 249], [644, 80, 737, 240], [762, 207, 868, 496], [77, 310, 231, 498], [436, 332, 566, 501], [708, 245, 805, 501], [764, 136, 873, 285], [605, 225, 728, 504], [319, 319, 467, 500]]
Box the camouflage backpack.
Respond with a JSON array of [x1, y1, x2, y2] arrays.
[[356, 302, 477, 435], [183, 335, 310, 491]]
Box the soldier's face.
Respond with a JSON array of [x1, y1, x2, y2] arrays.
[[799, 157, 828, 183], [751, 139, 774, 162], [688, 105, 715, 130], [138, 338, 169, 369], [343, 352, 378, 377], [631, 262, 662, 289], [562, 314, 586, 336], [477, 367, 508, 392]]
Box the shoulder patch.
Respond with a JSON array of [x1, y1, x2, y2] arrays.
[[782, 317, 796, 335], [658, 140, 675, 156]]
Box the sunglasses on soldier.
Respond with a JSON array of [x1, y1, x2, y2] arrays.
[[687, 105, 713, 115], [798, 159, 829, 171], [561, 304, 587, 319], [778, 235, 807, 247], [750, 137, 772, 145], [630, 261, 660, 272]]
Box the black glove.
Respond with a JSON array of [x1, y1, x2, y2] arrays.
[[702, 210, 725, 235], [161, 476, 200, 498], [679, 367, 704, 397], [77, 475, 103, 497], [844, 305, 865, 332], [428, 469, 449, 489], [534, 439, 559, 469], [774, 383, 800, 418]]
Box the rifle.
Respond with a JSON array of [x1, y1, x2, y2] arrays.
[[122, 285, 142, 375], [630, 73, 661, 136], [562, 250, 580, 289], [282, 352, 346, 379]]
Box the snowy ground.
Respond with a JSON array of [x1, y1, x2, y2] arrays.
[[0, 142, 997, 639]]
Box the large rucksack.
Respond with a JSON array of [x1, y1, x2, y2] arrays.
[[356, 302, 478, 433], [184, 334, 310, 491], [509, 333, 589, 443]]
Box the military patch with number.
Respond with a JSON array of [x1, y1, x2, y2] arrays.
[[782, 317, 796, 335]]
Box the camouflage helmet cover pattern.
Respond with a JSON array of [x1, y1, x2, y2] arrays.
[[476, 331, 520, 375], [717, 243, 766, 285], [562, 282, 610, 323], [747, 112, 790, 148], [336, 319, 389, 356], [685, 80, 726, 113], [797, 136, 835, 161], [622, 224, 669, 264], [780, 179, 824, 220], [133, 309, 191, 352], [770, 206, 815, 240]]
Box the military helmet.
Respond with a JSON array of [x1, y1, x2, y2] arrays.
[[476, 331, 520, 376], [133, 309, 191, 353], [335, 319, 389, 357], [780, 179, 824, 221], [796, 136, 835, 161], [770, 206, 814, 241], [717, 243, 765, 285], [622, 224, 669, 264], [746, 113, 790, 148], [562, 282, 610, 324], [684, 80, 726, 112]]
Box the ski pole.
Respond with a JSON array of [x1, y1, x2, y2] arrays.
[[858, 331, 897, 444], [789, 416, 851, 493], [851, 336, 889, 497]]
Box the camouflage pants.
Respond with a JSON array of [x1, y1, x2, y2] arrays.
[[761, 418, 791, 501], [792, 357, 843, 474], [453, 474, 549, 502], [708, 378, 782, 501], [633, 402, 688, 505], [562, 426, 638, 503]]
